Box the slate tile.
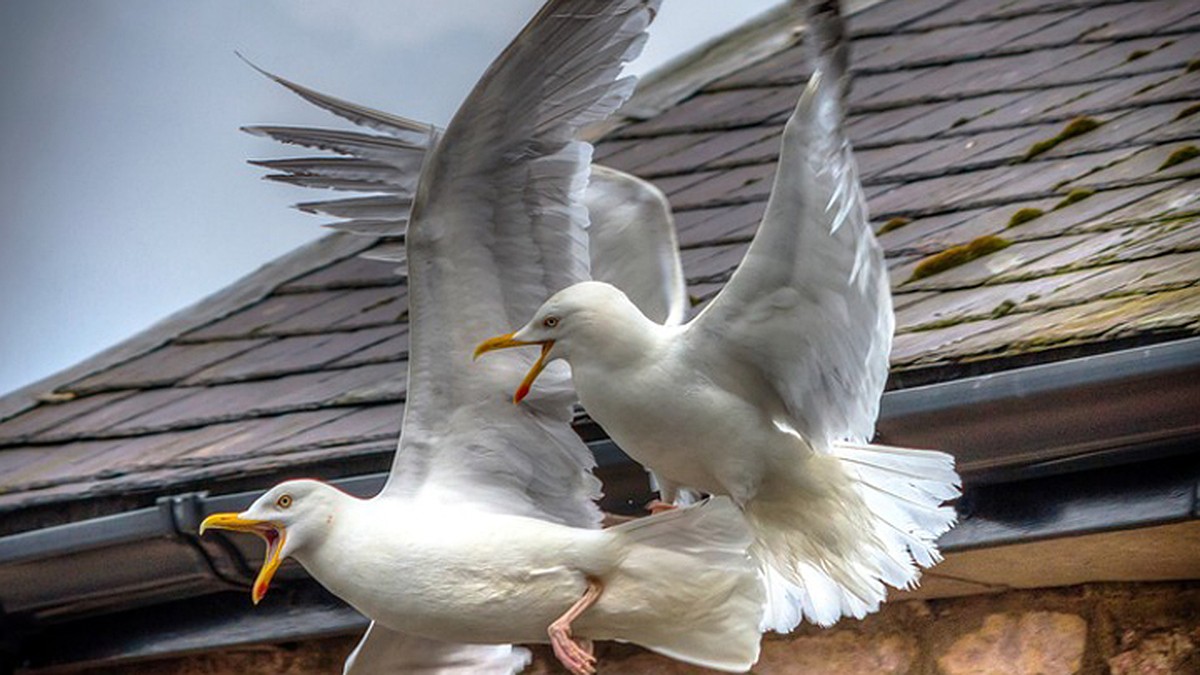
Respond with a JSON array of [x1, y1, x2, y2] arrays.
[[46, 387, 204, 438], [181, 409, 361, 463], [1085, 1, 1200, 40], [0, 391, 138, 442], [1009, 183, 1176, 240], [850, 0, 958, 33], [269, 286, 405, 334], [858, 138, 956, 180], [676, 202, 765, 249], [1006, 3, 1149, 49], [669, 163, 776, 210], [257, 404, 403, 454], [653, 170, 720, 199], [645, 127, 779, 176], [595, 133, 716, 174], [890, 316, 1023, 368], [108, 363, 398, 433], [895, 269, 1101, 331], [1095, 180, 1200, 222], [182, 325, 406, 385], [1069, 146, 1198, 190], [619, 87, 791, 137], [877, 209, 987, 253], [904, 235, 1091, 290], [184, 291, 344, 340], [706, 46, 809, 90], [279, 254, 402, 292], [68, 339, 269, 393], [1003, 227, 1145, 279], [869, 94, 1017, 144], [680, 242, 749, 283], [328, 331, 408, 367], [1043, 72, 1179, 120]]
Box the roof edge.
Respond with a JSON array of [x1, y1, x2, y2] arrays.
[[0, 233, 378, 425]]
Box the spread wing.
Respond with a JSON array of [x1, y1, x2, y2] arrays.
[[382, 0, 661, 526], [244, 63, 685, 318], [687, 0, 891, 448]]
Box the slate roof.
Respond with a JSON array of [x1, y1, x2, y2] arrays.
[[2, 0, 1199, 534]]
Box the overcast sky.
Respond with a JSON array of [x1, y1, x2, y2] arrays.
[[0, 0, 781, 396]]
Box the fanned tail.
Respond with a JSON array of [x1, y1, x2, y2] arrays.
[[748, 441, 959, 632]]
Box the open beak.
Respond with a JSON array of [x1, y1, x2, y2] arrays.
[[473, 333, 554, 404], [200, 513, 286, 605]]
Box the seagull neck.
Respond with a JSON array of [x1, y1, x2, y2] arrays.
[[574, 308, 666, 367]]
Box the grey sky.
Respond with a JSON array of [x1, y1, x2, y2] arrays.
[[0, 0, 781, 395]]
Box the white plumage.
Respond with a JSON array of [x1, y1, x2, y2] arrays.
[[202, 1, 766, 673], [478, 0, 960, 632]]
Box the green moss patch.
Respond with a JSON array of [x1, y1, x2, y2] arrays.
[[1176, 103, 1200, 121], [1023, 117, 1103, 161], [1159, 145, 1200, 171], [877, 216, 913, 235], [1008, 207, 1045, 228], [1187, 58, 1200, 73], [1126, 49, 1152, 62], [1053, 188, 1095, 211], [908, 235, 1012, 282]]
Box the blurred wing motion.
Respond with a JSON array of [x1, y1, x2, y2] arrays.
[[244, 61, 686, 324]]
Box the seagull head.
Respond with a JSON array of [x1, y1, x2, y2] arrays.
[[474, 281, 650, 403], [199, 479, 343, 604]]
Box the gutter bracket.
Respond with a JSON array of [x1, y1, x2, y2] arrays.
[[156, 492, 251, 589]]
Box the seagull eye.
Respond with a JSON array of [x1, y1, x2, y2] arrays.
[[276, 494, 293, 509], [542, 316, 559, 328]]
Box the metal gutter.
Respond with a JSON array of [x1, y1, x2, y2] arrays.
[[1, 337, 1199, 670]]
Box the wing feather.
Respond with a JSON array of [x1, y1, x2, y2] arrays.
[[386, 0, 661, 526], [689, 0, 891, 446]]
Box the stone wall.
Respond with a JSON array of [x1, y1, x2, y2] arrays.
[[82, 581, 1200, 675]]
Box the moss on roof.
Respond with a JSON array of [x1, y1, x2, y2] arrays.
[[1008, 208, 1045, 228], [1159, 145, 1199, 171], [1022, 117, 1103, 161], [1053, 189, 1095, 211], [877, 216, 913, 235], [909, 235, 1012, 282]]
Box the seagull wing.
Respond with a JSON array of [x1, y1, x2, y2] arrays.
[[345, 622, 530, 675], [380, 0, 660, 526], [587, 165, 688, 326], [688, 0, 891, 447], [244, 63, 685, 313]]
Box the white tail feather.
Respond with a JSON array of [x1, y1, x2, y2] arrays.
[[749, 442, 959, 632]]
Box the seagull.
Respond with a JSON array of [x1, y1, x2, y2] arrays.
[[476, 0, 961, 633], [200, 1, 765, 674]]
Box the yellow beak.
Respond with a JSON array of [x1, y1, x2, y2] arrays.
[[473, 333, 554, 404], [200, 513, 286, 605]]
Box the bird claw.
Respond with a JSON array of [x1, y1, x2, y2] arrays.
[[549, 624, 596, 675]]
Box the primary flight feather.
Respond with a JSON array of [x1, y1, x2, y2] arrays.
[[201, 2, 764, 673], [477, 0, 960, 633]]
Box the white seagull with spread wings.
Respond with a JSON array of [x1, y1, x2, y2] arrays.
[[477, 0, 961, 633], [201, 1, 763, 674]]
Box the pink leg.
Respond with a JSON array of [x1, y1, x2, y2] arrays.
[[548, 578, 603, 675], [645, 499, 678, 515]]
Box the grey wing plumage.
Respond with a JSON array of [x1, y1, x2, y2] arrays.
[[586, 165, 687, 326], [689, 0, 891, 447], [390, 0, 661, 525]]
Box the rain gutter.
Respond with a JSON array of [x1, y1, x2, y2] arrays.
[[1, 337, 1198, 671]]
